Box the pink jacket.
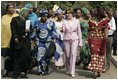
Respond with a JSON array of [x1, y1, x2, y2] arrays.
[[62, 18, 83, 46]]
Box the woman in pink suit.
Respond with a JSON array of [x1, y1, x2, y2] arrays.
[[62, 8, 83, 77]]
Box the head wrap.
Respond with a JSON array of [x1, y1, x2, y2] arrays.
[[81, 7, 88, 16], [39, 10, 48, 17], [24, 4, 33, 9], [55, 8, 63, 15], [53, 4, 59, 12], [20, 8, 28, 16]]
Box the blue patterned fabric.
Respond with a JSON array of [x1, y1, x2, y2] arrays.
[[55, 8, 63, 14], [31, 19, 57, 74], [54, 39, 64, 61], [39, 10, 48, 17]]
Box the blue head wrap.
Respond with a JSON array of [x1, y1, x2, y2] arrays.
[[24, 4, 33, 9]]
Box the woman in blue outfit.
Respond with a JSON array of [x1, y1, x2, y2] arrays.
[[31, 10, 57, 75], [24, 4, 39, 29]]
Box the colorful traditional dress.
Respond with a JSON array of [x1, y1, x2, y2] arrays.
[[54, 20, 64, 67], [88, 18, 110, 72], [31, 19, 57, 74], [79, 19, 91, 67]]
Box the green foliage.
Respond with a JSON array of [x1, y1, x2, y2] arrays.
[[1, 1, 117, 12]]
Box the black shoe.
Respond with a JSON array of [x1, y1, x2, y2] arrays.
[[3, 73, 9, 77], [2, 70, 10, 77], [76, 60, 82, 65], [113, 53, 117, 56], [93, 75, 97, 79], [113, 51, 117, 56], [97, 72, 101, 77], [13, 75, 20, 79]]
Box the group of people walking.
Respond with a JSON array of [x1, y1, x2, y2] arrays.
[[1, 3, 117, 79]]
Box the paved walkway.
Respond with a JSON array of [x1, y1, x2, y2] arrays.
[[1, 56, 117, 79]]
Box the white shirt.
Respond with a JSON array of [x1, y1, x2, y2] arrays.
[[55, 20, 64, 40], [108, 17, 116, 35]]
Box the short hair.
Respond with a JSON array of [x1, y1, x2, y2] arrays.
[[65, 8, 74, 15], [74, 7, 81, 13], [6, 3, 15, 11]]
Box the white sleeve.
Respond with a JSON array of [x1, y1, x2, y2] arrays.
[[108, 17, 116, 35], [111, 17, 116, 30]]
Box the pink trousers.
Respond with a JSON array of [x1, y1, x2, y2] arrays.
[[64, 40, 79, 75]]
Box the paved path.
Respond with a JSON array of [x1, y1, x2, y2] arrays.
[[1, 56, 117, 79]]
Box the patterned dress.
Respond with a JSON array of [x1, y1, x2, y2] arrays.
[[88, 18, 110, 72], [31, 19, 57, 74], [79, 20, 91, 67], [54, 20, 64, 67]]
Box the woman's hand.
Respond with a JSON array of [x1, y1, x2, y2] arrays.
[[14, 38, 19, 43], [53, 39, 56, 43], [85, 41, 88, 44], [78, 46, 82, 49], [25, 29, 30, 32]]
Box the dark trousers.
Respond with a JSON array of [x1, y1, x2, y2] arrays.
[[112, 31, 117, 53], [13, 47, 31, 76]]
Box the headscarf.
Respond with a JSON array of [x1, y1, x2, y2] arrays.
[[24, 4, 33, 9], [55, 8, 63, 15], [81, 7, 88, 16], [20, 8, 28, 16], [39, 10, 48, 17]]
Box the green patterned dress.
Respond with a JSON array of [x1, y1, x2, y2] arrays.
[[79, 20, 91, 68]]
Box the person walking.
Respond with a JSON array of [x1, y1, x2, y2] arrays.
[[62, 8, 83, 77], [31, 10, 57, 75], [88, 6, 110, 79], [54, 9, 65, 69], [10, 8, 31, 78], [1, 3, 18, 57], [105, 9, 116, 71], [1, 3, 18, 77], [75, 7, 91, 69]]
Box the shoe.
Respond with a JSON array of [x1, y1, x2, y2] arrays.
[[56, 66, 60, 69], [97, 72, 101, 77], [61, 65, 65, 68], [70, 74, 75, 77], [113, 53, 117, 56], [65, 72, 70, 75], [93, 75, 97, 79], [3, 73, 9, 77], [113, 51, 117, 56], [2, 71, 10, 77], [13, 75, 20, 79], [93, 72, 97, 79]]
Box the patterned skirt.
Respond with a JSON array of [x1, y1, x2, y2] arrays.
[[88, 38, 107, 72]]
